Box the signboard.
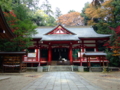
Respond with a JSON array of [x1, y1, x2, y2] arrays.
[[78, 52, 83, 57], [28, 53, 36, 57]]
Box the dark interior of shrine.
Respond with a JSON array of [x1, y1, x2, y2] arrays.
[[52, 48, 69, 61]]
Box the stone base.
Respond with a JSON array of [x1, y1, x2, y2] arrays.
[[78, 66, 84, 72], [37, 66, 43, 72]]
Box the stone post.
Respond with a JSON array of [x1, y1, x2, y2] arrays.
[[78, 66, 84, 72], [37, 66, 43, 72]]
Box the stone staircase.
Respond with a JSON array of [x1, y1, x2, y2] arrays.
[[48, 65, 73, 71]]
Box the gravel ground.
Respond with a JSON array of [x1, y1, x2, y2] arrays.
[[76, 71, 120, 90], [0, 71, 120, 90], [0, 72, 45, 90]]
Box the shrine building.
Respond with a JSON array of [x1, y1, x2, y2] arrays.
[[23, 24, 110, 67]]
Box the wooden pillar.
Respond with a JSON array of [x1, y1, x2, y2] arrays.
[[88, 57, 91, 67], [38, 49, 41, 66], [102, 57, 105, 66], [82, 40, 84, 52], [87, 57, 88, 67], [48, 46, 51, 65], [36, 49, 39, 62], [99, 57, 102, 66], [31, 63, 33, 67], [69, 45, 73, 65], [95, 40, 98, 52], [80, 45, 82, 66]]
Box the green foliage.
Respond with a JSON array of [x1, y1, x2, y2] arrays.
[[32, 10, 56, 26], [68, 10, 76, 13], [40, 0, 53, 16], [93, 20, 112, 34], [0, 0, 12, 11], [106, 49, 120, 66], [81, 2, 90, 25], [46, 16, 57, 26], [0, 3, 37, 51], [55, 7, 62, 19]]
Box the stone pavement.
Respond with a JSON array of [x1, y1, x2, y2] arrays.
[[0, 76, 10, 81], [22, 72, 102, 90]]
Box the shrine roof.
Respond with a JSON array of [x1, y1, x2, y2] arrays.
[[0, 8, 14, 39], [32, 25, 110, 41]]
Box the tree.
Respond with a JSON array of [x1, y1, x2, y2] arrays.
[[81, 2, 90, 25], [57, 12, 84, 26], [20, 0, 40, 9], [40, 0, 53, 16], [46, 15, 57, 26], [85, 0, 113, 34], [68, 10, 76, 13], [32, 10, 56, 26], [0, 0, 12, 11], [32, 10, 49, 26], [91, 0, 104, 7], [55, 7, 62, 18], [104, 26, 120, 66], [0, 4, 37, 51], [55, 7, 62, 24]]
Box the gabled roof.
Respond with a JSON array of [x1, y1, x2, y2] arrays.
[[0, 8, 14, 39], [32, 25, 110, 41], [45, 24, 76, 35]]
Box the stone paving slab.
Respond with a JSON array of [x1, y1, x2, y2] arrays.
[[0, 76, 10, 81], [21, 72, 103, 90]]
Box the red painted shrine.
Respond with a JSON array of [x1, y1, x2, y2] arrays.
[[23, 24, 110, 67]]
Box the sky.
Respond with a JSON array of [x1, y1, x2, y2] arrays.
[[39, 0, 93, 14]]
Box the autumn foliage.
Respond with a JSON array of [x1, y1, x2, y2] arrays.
[[4, 10, 18, 32], [104, 26, 120, 55], [85, 0, 113, 25], [57, 12, 84, 26]]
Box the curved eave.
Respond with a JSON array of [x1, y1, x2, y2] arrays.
[[0, 51, 27, 55], [41, 39, 79, 41], [0, 8, 14, 39], [78, 35, 111, 39]]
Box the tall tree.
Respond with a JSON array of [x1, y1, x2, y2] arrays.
[[91, 0, 104, 7], [20, 0, 40, 9], [32, 10, 56, 26], [81, 2, 90, 25], [55, 7, 62, 23], [57, 12, 84, 26], [85, 0, 113, 34], [0, 3, 37, 51], [68, 10, 76, 13], [0, 0, 12, 11], [40, 0, 53, 16], [87, 0, 120, 66], [55, 7, 62, 18]]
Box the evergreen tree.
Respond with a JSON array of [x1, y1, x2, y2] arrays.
[[0, 2, 37, 51], [81, 2, 90, 25]]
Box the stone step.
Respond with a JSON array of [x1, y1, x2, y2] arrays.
[[49, 65, 72, 71]]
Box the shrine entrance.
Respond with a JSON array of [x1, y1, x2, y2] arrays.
[[52, 48, 69, 61]]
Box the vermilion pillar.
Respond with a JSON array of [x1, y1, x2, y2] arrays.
[[95, 40, 98, 52], [81, 40, 84, 52], [36, 49, 39, 62], [80, 46, 82, 66], [48, 46, 51, 65], [69, 45, 73, 65]]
